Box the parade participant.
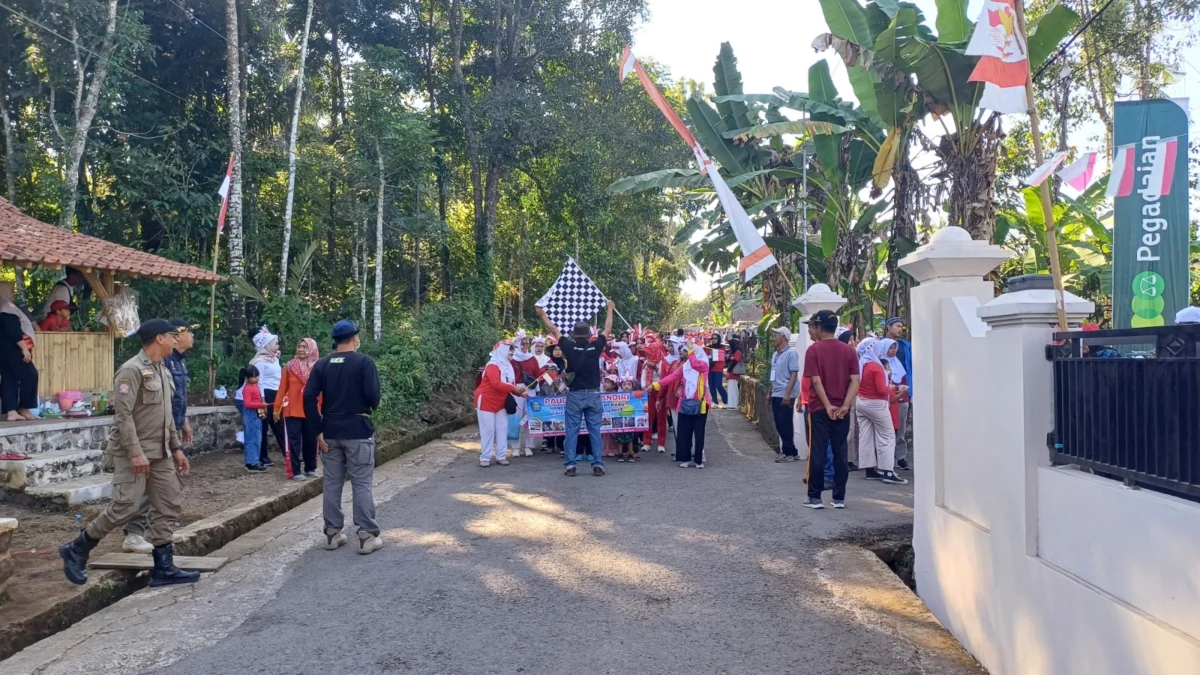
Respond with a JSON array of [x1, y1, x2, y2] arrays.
[[654, 340, 711, 468], [532, 337, 550, 368], [640, 333, 668, 453], [475, 339, 524, 467], [123, 319, 194, 554], [536, 299, 615, 477], [249, 328, 285, 466], [510, 333, 542, 458], [601, 374, 621, 457], [0, 281, 37, 422], [38, 300, 73, 332], [277, 337, 321, 479], [708, 335, 728, 409], [304, 320, 384, 554], [803, 310, 861, 510], [725, 337, 744, 408], [615, 377, 641, 462], [58, 319, 199, 587], [769, 327, 801, 463], [614, 341, 638, 380]]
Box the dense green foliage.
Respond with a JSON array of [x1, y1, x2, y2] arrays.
[[0, 0, 694, 408]]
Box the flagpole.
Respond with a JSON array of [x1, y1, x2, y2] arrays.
[[1015, 0, 1069, 330], [207, 229, 220, 405]]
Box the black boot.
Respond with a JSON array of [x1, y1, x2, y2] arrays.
[[59, 530, 99, 585], [149, 544, 201, 587]]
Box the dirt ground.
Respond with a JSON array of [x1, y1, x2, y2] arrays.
[[0, 449, 304, 636]]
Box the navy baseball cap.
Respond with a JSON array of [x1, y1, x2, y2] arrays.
[[331, 319, 360, 340], [136, 319, 176, 342]]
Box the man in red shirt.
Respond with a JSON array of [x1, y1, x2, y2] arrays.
[[802, 310, 860, 509]]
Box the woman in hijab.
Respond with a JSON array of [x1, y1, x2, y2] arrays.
[[0, 281, 37, 421], [474, 340, 526, 466], [855, 338, 907, 484], [614, 341, 638, 380], [543, 342, 568, 454], [725, 336, 744, 408], [275, 337, 320, 479], [246, 327, 285, 466], [654, 339, 712, 468], [707, 335, 728, 409], [510, 334, 542, 458]]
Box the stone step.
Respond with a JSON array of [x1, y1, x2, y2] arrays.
[[24, 473, 112, 506], [0, 449, 105, 490]]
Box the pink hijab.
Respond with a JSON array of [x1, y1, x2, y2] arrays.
[[287, 338, 320, 384]]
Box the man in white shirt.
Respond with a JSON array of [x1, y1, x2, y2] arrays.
[[41, 267, 87, 320]]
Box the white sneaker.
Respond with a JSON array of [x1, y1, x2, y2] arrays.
[[640, 444, 650, 453], [358, 533, 383, 555], [523, 448, 535, 457], [657, 446, 666, 453], [122, 533, 153, 554], [291, 474, 306, 481], [323, 529, 347, 550], [679, 462, 692, 468], [696, 463, 705, 469]]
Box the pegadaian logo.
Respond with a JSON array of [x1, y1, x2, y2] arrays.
[[1130, 270, 1166, 327]]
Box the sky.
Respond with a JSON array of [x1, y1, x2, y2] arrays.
[[634, 0, 1200, 300]]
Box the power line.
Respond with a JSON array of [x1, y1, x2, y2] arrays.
[[0, 0, 224, 121], [1034, 0, 1120, 81]]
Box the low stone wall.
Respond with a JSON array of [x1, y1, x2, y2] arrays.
[[0, 406, 241, 458]]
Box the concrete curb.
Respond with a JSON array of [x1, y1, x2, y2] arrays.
[[0, 414, 475, 662]]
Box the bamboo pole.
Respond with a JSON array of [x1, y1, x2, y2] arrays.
[[1015, 0, 1070, 330]]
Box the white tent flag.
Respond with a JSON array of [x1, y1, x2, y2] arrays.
[[536, 258, 608, 334]]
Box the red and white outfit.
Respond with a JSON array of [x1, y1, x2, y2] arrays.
[[475, 342, 518, 466], [640, 338, 669, 452], [510, 336, 543, 457]]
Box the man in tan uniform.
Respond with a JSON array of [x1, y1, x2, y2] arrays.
[[58, 319, 201, 587]]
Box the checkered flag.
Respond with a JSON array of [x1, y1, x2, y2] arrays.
[[536, 258, 607, 334]]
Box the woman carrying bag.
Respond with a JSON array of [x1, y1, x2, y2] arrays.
[[654, 340, 712, 469]]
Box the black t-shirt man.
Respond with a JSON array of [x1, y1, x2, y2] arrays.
[[559, 333, 607, 391], [304, 350, 381, 440]]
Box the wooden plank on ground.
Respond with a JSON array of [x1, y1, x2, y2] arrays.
[[88, 553, 228, 572]]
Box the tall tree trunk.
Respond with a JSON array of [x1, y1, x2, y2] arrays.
[[886, 149, 918, 324], [58, 0, 118, 230], [481, 164, 500, 275], [450, 0, 486, 277], [1, 89, 23, 304], [437, 154, 451, 297], [360, 217, 368, 324], [279, 0, 314, 294], [225, 0, 246, 332], [941, 116, 1003, 242], [374, 137, 385, 340], [414, 236, 421, 316]]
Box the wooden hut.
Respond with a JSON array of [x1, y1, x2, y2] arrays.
[[0, 198, 222, 397]]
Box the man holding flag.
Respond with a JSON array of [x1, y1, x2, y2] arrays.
[[537, 298, 615, 478]]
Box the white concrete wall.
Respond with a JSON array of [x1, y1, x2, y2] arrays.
[[909, 274, 1200, 674]]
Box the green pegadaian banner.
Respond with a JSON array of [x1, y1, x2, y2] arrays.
[[1112, 99, 1190, 328]]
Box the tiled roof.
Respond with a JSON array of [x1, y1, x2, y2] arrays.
[[0, 198, 222, 284]]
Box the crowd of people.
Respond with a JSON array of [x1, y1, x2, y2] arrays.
[[473, 301, 747, 476]]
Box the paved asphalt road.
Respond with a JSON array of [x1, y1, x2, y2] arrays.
[[5, 410, 980, 675]]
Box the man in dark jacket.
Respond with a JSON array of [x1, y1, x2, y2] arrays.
[[305, 320, 384, 555]]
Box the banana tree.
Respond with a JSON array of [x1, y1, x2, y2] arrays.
[[813, 0, 1078, 243]]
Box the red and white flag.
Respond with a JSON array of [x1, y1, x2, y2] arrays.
[[216, 153, 234, 233], [965, 0, 1029, 114], [1056, 151, 1099, 192], [1023, 151, 1067, 187], [619, 46, 777, 282], [1105, 143, 1137, 199], [1143, 136, 1179, 200]]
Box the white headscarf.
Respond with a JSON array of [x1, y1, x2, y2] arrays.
[[512, 333, 534, 363], [488, 341, 515, 383], [682, 344, 707, 399], [886, 341, 907, 384], [249, 326, 279, 367], [0, 283, 35, 344], [614, 341, 638, 379], [532, 338, 549, 368], [856, 337, 877, 374], [865, 338, 896, 377]]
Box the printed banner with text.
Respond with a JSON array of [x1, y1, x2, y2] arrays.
[[526, 392, 649, 438]]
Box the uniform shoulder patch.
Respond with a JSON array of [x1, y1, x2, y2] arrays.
[[118, 381, 132, 395], [330, 357, 346, 364]]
